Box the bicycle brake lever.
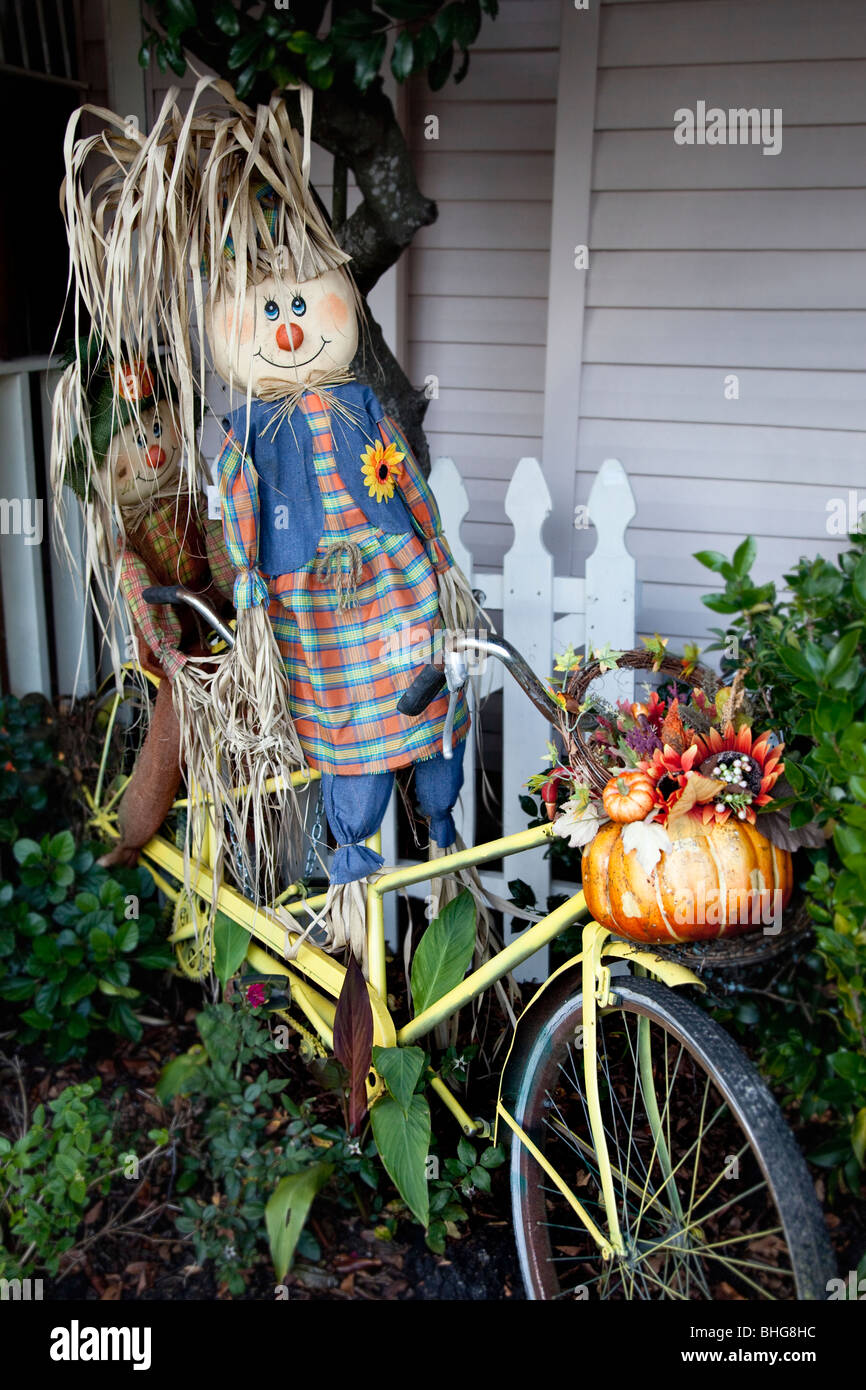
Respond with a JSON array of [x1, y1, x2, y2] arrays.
[[442, 648, 469, 761]]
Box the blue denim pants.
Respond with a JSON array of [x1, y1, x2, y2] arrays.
[[322, 739, 466, 884]]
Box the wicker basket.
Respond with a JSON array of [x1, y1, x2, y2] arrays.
[[559, 649, 719, 793]]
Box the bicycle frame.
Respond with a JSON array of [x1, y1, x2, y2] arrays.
[[87, 672, 702, 1267]]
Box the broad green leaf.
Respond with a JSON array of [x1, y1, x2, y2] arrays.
[[49, 831, 76, 863], [732, 535, 756, 577], [213, 912, 250, 986], [61, 972, 98, 1006], [372, 1045, 425, 1114], [227, 30, 262, 69], [213, 0, 241, 36], [163, 0, 197, 33], [265, 1163, 333, 1282], [116, 919, 139, 953], [13, 838, 40, 864], [370, 1092, 430, 1227], [852, 554, 866, 611], [693, 549, 731, 574], [391, 30, 414, 80], [155, 1048, 207, 1103], [410, 890, 476, 1015]]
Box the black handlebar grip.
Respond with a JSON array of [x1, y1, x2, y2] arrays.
[[397, 664, 447, 717], [142, 585, 183, 606]]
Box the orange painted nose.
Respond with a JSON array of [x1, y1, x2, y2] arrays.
[[146, 445, 166, 469], [276, 322, 304, 351]]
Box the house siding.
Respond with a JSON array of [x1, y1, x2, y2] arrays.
[[573, 0, 866, 646], [406, 0, 560, 571]]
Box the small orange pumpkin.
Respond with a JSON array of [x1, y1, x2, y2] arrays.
[[601, 771, 656, 824], [582, 816, 793, 944]]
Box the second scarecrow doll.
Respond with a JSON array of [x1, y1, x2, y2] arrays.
[[51, 345, 235, 868]]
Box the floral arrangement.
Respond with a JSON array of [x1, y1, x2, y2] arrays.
[[533, 640, 819, 877]]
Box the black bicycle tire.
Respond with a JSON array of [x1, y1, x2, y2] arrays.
[[509, 975, 835, 1301]]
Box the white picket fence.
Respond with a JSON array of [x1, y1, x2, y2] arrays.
[[380, 454, 637, 980]]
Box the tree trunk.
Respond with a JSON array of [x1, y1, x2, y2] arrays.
[[282, 79, 437, 471]]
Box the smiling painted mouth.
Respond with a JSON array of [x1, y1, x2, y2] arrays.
[[129, 446, 179, 484], [254, 338, 330, 369]]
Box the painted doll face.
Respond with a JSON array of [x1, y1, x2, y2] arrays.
[[109, 402, 182, 509], [206, 268, 358, 394]]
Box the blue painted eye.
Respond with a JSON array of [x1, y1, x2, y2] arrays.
[[264, 299, 280, 320], [291, 295, 306, 317], [153, 420, 162, 438], [136, 435, 146, 448]]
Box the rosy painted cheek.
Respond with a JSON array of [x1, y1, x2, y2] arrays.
[[221, 303, 256, 346], [320, 292, 350, 334]]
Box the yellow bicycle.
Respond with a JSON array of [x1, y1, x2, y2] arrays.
[[86, 590, 834, 1301]]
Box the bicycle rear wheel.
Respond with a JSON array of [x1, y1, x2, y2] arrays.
[[509, 975, 833, 1300]]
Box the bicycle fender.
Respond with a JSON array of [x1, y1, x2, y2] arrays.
[[493, 942, 703, 1147]]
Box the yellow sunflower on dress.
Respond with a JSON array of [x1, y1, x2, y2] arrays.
[[360, 439, 405, 502]]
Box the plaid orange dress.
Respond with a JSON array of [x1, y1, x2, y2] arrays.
[[216, 388, 469, 776]]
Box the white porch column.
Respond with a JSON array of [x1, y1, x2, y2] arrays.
[[541, 0, 601, 571]]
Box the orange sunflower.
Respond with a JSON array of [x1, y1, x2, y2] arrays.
[[693, 723, 785, 826], [361, 439, 405, 502]]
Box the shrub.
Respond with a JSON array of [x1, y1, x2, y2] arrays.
[[0, 831, 173, 1059], [0, 695, 65, 853], [696, 533, 866, 1190], [161, 1001, 378, 1295], [0, 1079, 118, 1279]]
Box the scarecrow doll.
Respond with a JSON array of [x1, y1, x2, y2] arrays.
[[196, 95, 479, 961], [50, 344, 235, 868]]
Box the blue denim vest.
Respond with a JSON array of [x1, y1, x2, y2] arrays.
[[223, 383, 416, 575]]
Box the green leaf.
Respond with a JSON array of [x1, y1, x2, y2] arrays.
[[391, 30, 415, 81], [163, 0, 197, 33], [370, 1092, 430, 1227], [213, 0, 241, 36], [413, 25, 441, 69], [701, 595, 740, 615], [732, 535, 756, 577], [353, 32, 386, 90], [213, 912, 251, 986], [227, 30, 263, 70], [115, 919, 139, 953], [372, 1045, 425, 1114], [852, 554, 866, 611], [13, 838, 41, 864], [61, 972, 98, 1006], [694, 549, 731, 574], [852, 1107, 866, 1168], [49, 831, 76, 863], [155, 1050, 207, 1103], [457, 1134, 476, 1167], [410, 890, 476, 1015], [825, 629, 860, 680], [479, 1144, 506, 1169], [265, 1162, 333, 1283]]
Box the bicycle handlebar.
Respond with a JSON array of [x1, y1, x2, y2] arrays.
[[141, 586, 236, 649]]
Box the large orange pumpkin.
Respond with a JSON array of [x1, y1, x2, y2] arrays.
[[581, 816, 793, 944]]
